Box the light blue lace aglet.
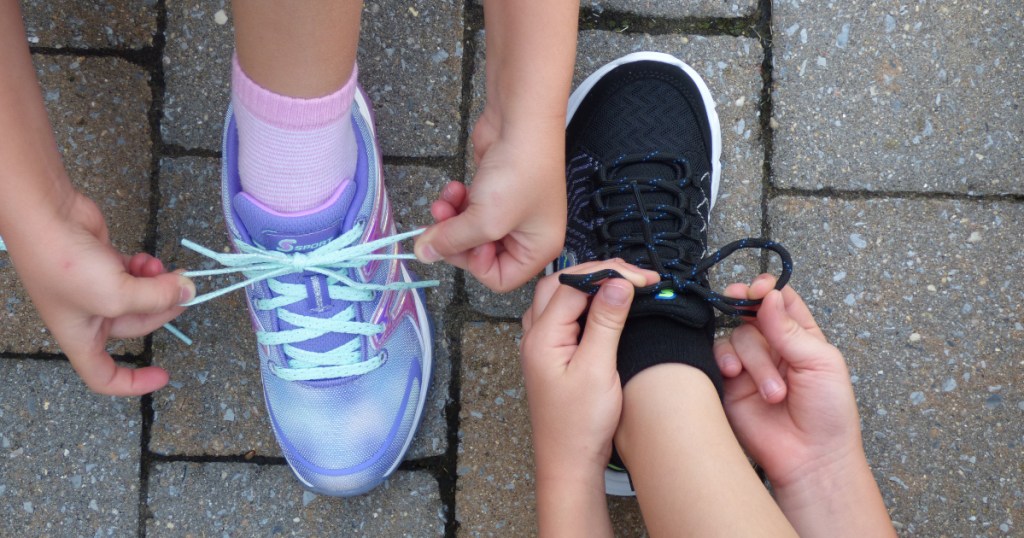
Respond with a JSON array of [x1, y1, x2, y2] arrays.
[[162, 322, 193, 346]]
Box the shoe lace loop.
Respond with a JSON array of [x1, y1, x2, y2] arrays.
[[175, 225, 437, 381]]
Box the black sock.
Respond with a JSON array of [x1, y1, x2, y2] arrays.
[[616, 315, 723, 398]]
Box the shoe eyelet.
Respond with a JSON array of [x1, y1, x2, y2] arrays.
[[377, 349, 389, 366]]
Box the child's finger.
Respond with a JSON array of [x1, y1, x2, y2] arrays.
[[731, 323, 787, 403], [521, 305, 534, 333], [430, 199, 458, 222], [126, 252, 164, 277], [723, 281, 750, 300], [429, 182, 470, 223], [746, 273, 778, 299], [741, 274, 822, 337], [530, 259, 657, 319], [109, 306, 188, 339], [777, 286, 827, 342], [524, 284, 593, 360], [532, 283, 593, 331], [558, 258, 660, 287], [66, 344, 169, 396], [575, 279, 633, 373], [713, 338, 744, 378], [440, 181, 469, 211], [731, 274, 778, 322], [414, 203, 495, 264], [467, 241, 499, 282], [117, 272, 196, 314], [531, 258, 653, 334], [757, 290, 842, 371], [529, 272, 565, 319]]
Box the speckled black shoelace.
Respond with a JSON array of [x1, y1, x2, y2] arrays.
[[560, 238, 792, 316], [558, 153, 793, 317]]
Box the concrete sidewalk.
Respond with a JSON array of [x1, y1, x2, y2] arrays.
[[1, 0, 1020, 536]]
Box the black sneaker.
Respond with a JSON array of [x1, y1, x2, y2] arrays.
[[556, 52, 792, 496]]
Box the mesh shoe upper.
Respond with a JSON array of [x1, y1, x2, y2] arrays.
[[563, 58, 720, 328]]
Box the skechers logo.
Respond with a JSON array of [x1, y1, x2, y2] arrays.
[[276, 238, 330, 253]]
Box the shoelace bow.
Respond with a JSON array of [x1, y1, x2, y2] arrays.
[[170, 225, 437, 381], [559, 152, 792, 316]]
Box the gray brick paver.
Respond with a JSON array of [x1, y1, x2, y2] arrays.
[[151, 157, 277, 457], [21, 0, 157, 49], [771, 196, 1022, 535], [476, 0, 756, 18], [456, 322, 535, 537], [587, 0, 757, 18], [772, 1, 1024, 194], [147, 464, 444, 536], [161, 0, 234, 150], [0, 360, 140, 537]]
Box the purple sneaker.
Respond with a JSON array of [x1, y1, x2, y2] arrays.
[[186, 88, 435, 496]]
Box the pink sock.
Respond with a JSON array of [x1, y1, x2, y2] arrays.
[[232, 54, 359, 213]]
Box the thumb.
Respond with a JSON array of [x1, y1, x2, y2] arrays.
[[757, 290, 838, 370], [575, 279, 634, 368], [414, 208, 497, 263], [64, 341, 170, 396], [117, 272, 195, 315]]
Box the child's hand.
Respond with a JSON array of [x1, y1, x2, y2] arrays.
[[5, 191, 194, 396], [715, 275, 895, 536], [715, 275, 861, 487], [414, 105, 566, 293], [520, 260, 658, 537], [520, 260, 658, 484]]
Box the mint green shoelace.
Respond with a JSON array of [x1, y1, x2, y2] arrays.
[[0, 229, 438, 381], [176, 225, 437, 381]]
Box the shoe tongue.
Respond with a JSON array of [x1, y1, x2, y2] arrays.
[[233, 181, 357, 253], [615, 161, 677, 182], [629, 288, 713, 329], [233, 181, 362, 372]]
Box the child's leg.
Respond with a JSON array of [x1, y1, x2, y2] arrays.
[[231, 0, 363, 212], [233, 1, 360, 97], [615, 363, 797, 538]]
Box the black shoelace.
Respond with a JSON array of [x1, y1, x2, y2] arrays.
[[559, 152, 793, 317]]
